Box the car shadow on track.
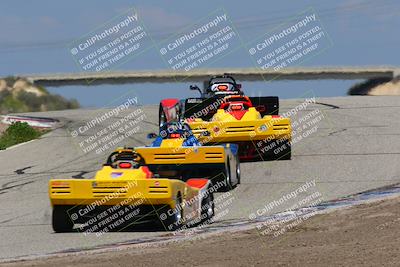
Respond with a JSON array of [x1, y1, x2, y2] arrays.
[[68, 221, 172, 234]]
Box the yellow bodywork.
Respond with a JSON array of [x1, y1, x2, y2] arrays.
[[188, 107, 292, 143], [135, 145, 226, 165], [49, 166, 199, 209]]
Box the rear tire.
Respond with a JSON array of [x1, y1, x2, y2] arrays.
[[261, 139, 291, 161], [220, 161, 233, 192], [201, 190, 214, 223], [275, 139, 291, 160], [236, 154, 241, 185], [162, 194, 184, 231], [52, 206, 74, 233]]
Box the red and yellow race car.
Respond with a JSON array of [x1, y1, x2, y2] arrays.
[[187, 95, 291, 160], [158, 75, 291, 161], [49, 148, 215, 233]]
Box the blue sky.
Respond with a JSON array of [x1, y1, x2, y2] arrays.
[[0, 0, 399, 106]]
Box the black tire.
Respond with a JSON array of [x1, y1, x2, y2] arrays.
[[261, 139, 291, 161], [279, 147, 291, 160], [275, 140, 291, 160], [52, 206, 74, 233], [220, 161, 233, 192], [236, 154, 241, 185], [201, 190, 214, 223], [163, 194, 184, 231]]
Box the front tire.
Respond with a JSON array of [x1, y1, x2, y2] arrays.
[[52, 206, 74, 233]]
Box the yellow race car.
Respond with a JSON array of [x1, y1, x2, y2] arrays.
[[159, 75, 292, 161], [139, 122, 240, 192], [49, 148, 215, 233], [187, 95, 292, 161]]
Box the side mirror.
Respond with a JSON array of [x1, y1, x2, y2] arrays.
[[236, 84, 242, 90], [190, 85, 202, 95], [147, 133, 157, 139]]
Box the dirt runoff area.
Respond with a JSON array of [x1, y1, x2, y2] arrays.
[[3, 196, 400, 267]]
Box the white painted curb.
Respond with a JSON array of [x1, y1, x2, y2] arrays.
[[1, 115, 58, 128]]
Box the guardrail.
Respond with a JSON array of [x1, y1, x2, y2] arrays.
[[16, 66, 400, 87]]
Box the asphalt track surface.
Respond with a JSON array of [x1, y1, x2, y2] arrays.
[[0, 96, 399, 260]]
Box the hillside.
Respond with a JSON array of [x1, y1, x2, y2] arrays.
[[0, 77, 79, 114]]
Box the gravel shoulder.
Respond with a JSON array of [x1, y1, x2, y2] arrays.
[[3, 196, 399, 267]]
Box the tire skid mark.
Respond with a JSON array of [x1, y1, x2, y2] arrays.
[[328, 128, 347, 136], [0, 180, 34, 193], [315, 102, 340, 109], [14, 166, 34, 175]]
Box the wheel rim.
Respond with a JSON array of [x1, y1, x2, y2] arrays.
[[236, 161, 241, 182], [226, 170, 231, 188], [175, 198, 182, 223], [175, 207, 182, 222], [226, 161, 232, 189], [206, 195, 214, 217]]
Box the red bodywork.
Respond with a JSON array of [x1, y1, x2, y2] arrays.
[[219, 95, 253, 120], [160, 99, 180, 122], [160, 96, 282, 161], [220, 95, 281, 160], [186, 178, 209, 189]]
